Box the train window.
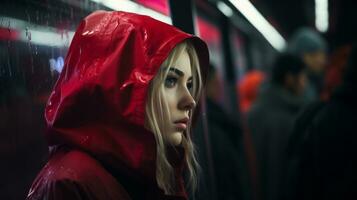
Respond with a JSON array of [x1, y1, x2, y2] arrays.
[[231, 28, 248, 81], [195, 16, 230, 110], [0, 1, 84, 199]]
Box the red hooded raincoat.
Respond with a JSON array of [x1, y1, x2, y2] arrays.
[[26, 11, 209, 200]]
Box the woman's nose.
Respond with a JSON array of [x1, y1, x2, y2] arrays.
[[185, 97, 196, 111], [178, 88, 196, 111], [178, 89, 196, 111]]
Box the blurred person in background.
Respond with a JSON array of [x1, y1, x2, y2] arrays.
[[287, 42, 357, 200], [285, 44, 353, 200], [238, 70, 266, 115], [205, 63, 243, 200], [287, 28, 328, 102], [247, 54, 307, 200], [321, 45, 352, 100]]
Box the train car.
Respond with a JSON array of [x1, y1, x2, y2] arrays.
[[0, 0, 356, 199]]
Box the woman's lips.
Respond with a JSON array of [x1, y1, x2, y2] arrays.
[[174, 118, 189, 131], [175, 122, 187, 130]]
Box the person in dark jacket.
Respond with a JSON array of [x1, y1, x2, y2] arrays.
[[287, 28, 328, 102], [205, 64, 243, 200], [247, 54, 307, 200], [26, 11, 209, 200], [290, 43, 357, 200]]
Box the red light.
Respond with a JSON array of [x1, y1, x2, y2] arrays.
[[135, 0, 170, 16], [0, 27, 20, 41], [196, 17, 221, 45]]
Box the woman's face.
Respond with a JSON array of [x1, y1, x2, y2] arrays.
[[163, 50, 196, 146]]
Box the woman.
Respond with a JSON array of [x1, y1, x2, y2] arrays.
[[26, 11, 209, 200]]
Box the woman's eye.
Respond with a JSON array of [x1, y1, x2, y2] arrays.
[[187, 81, 193, 91], [164, 77, 177, 88]]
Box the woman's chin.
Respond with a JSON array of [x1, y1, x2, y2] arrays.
[[169, 132, 183, 146]]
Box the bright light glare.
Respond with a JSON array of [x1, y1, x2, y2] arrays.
[[229, 0, 286, 51], [20, 29, 74, 47], [217, 1, 233, 17], [315, 0, 329, 32], [89, 0, 171, 24], [0, 16, 75, 47]]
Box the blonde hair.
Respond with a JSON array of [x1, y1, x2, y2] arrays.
[[145, 40, 202, 195]]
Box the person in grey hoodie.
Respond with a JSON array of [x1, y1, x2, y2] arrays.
[[247, 54, 306, 200], [287, 28, 328, 102]]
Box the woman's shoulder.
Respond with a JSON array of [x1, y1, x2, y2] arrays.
[[26, 148, 131, 200], [51, 149, 106, 176]]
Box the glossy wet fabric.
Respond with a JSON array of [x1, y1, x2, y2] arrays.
[[26, 11, 209, 200]]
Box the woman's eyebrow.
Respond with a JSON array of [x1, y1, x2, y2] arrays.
[[168, 68, 184, 77], [165, 67, 192, 79]]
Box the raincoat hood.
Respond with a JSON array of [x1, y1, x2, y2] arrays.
[[44, 10, 209, 188]]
